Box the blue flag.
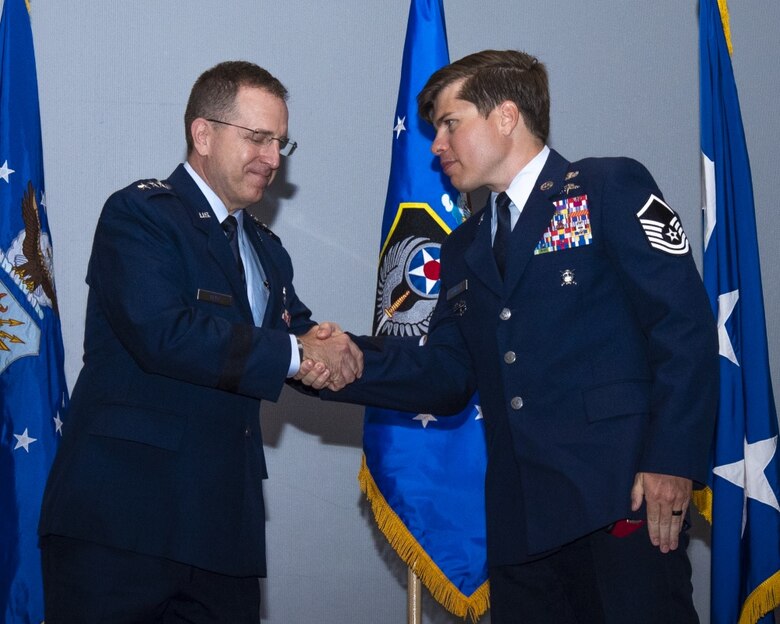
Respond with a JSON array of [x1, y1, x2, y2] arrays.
[[359, 0, 489, 620], [0, 0, 69, 621], [696, 1, 780, 622]]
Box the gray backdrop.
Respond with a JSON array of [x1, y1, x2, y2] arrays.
[[18, 1, 780, 622]]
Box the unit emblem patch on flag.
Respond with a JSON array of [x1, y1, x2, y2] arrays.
[[534, 194, 592, 255], [374, 202, 450, 337], [636, 194, 690, 256], [0, 283, 40, 373]]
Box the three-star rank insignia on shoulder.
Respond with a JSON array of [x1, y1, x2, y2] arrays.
[[635, 194, 690, 256], [136, 179, 172, 191], [247, 213, 281, 244]]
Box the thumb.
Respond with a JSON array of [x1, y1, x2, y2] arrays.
[[316, 323, 333, 339], [630, 472, 645, 512]]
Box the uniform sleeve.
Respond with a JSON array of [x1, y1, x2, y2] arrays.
[[89, 189, 303, 402], [321, 276, 477, 415], [599, 159, 718, 482]]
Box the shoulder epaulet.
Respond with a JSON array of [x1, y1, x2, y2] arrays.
[[247, 212, 281, 244], [130, 179, 176, 198]]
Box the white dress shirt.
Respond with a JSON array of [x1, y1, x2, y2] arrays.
[[491, 145, 550, 242]]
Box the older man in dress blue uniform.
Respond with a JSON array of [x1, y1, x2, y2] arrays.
[[39, 61, 361, 623]]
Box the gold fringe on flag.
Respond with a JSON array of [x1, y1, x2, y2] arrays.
[[358, 454, 490, 622], [693, 487, 780, 623], [739, 571, 780, 624], [717, 0, 733, 56], [692, 486, 713, 523]]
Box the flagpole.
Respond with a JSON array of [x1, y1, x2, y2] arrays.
[[407, 568, 421, 624]]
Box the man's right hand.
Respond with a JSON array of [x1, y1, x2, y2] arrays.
[[296, 323, 363, 391]]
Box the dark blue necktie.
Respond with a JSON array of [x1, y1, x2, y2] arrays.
[[493, 192, 512, 278], [221, 215, 246, 283]]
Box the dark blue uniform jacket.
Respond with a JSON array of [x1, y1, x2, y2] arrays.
[[39, 164, 315, 577], [327, 150, 718, 565]]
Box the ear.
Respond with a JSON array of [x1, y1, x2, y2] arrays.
[[190, 118, 212, 156], [497, 100, 521, 136]]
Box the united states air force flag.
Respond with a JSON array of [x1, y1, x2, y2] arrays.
[[0, 0, 69, 621], [694, 1, 780, 622], [358, 0, 489, 620]]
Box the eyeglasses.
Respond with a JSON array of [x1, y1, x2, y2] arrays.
[[206, 118, 297, 156]]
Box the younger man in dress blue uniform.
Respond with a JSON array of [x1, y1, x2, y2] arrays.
[[39, 61, 362, 623], [304, 50, 718, 622]]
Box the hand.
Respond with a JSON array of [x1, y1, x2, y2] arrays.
[[630, 471, 691, 553], [295, 358, 331, 390], [296, 323, 363, 391], [315, 321, 341, 339]]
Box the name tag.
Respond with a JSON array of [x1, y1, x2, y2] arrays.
[[196, 288, 233, 306], [446, 279, 468, 301]]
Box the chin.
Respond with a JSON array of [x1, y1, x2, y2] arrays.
[[451, 180, 476, 193]]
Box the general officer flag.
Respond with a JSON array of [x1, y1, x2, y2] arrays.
[[359, 0, 489, 620], [0, 0, 69, 621], [695, 1, 780, 622]]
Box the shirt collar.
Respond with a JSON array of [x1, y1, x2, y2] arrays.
[[183, 161, 242, 226], [492, 145, 551, 212]]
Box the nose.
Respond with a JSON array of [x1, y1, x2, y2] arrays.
[[261, 141, 281, 169], [431, 128, 447, 155]]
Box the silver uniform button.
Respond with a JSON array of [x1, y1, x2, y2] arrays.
[[510, 396, 524, 410], [245, 427, 251, 438], [504, 351, 516, 364], [499, 308, 511, 320]]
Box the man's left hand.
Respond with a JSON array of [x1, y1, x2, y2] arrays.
[[630, 471, 691, 553]]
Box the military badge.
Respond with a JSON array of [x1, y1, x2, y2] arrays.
[[374, 203, 453, 337], [636, 194, 690, 256], [136, 179, 172, 191], [534, 194, 593, 255], [540, 181, 554, 191], [565, 171, 579, 181], [560, 269, 577, 286]]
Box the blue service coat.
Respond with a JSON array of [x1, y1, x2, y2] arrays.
[[326, 150, 718, 565], [38, 164, 315, 577]]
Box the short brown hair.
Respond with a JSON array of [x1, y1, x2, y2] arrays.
[[184, 61, 288, 154], [417, 50, 549, 144]]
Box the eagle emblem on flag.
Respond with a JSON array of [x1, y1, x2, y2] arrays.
[[5, 181, 58, 314]]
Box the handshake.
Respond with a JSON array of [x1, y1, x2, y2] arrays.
[[294, 322, 363, 391]]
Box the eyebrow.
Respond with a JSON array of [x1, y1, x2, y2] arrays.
[[433, 112, 453, 128]]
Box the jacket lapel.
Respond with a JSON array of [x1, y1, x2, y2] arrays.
[[463, 150, 572, 298], [168, 165, 252, 315], [464, 205, 504, 297], [502, 150, 571, 295]]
